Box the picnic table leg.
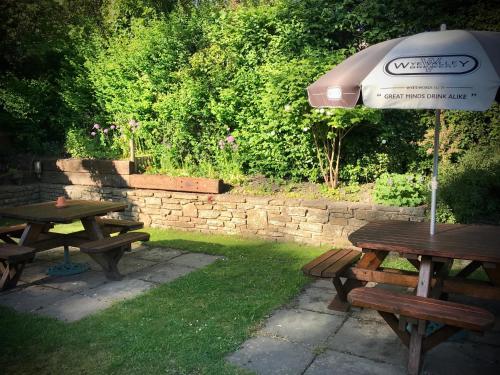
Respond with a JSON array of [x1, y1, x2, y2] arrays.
[[18, 223, 44, 246], [407, 255, 434, 375], [483, 263, 500, 286], [328, 250, 388, 311], [80, 216, 124, 280]]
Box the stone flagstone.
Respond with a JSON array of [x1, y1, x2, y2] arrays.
[[0, 245, 220, 322]]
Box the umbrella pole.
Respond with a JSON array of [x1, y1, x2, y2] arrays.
[[430, 109, 441, 235]]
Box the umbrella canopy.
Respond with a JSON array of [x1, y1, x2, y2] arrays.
[[307, 29, 500, 234], [308, 30, 500, 109]]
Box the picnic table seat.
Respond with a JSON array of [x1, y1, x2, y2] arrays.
[[302, 249, 362, 310], [0, 243, 35, 291], [80, 232, 150, 280], [0, 224, 27, 244], [96, 218, 144, 234], [348, 287, 495, 374]]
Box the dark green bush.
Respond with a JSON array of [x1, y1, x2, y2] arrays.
[[438, 146, 500, 224]]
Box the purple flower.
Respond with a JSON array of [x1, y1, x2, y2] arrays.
[[218, 140, 225, 149], [128, 119, 139, 128], [103, 128, 109, 134], [226, 135, 235, 143], [110, 124, 116, 130], [90, 131, 96, 136], [93, 123, 100, 129]]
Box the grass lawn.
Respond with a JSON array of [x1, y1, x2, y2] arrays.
[[0, 226, 329, 374]]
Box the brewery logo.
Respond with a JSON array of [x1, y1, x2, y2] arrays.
[[385, 55, 478, 75]]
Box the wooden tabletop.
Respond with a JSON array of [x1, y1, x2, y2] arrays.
[[0, 200, 127, 223], [348, 220, 500, 264]]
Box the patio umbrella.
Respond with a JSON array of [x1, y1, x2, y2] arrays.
[[307, 26, 500, 235]]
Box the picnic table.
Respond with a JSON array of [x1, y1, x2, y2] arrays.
[[0, 199, 148, 285], [305, 220, 499, 374]]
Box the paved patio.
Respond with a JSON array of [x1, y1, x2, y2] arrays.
[[0, 244, 221, 321], [227, 279, 500, 375]]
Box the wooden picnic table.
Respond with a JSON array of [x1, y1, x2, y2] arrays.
[[0, 199, 127, 250], [0, 199, 148, 282], [347, 220, 500, 374]]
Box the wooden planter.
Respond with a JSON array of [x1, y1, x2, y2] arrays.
[[40, 158, 223, 194]]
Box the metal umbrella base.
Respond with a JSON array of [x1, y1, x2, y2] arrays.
[[47, 246, 89, 276]]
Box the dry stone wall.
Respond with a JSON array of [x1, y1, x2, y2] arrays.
[[0, 184, 40, 208], [36, 183, 426, 247]]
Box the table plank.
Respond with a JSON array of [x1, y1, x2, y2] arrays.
[[0, 200, 127, 223], [349, 221, 500, 263]]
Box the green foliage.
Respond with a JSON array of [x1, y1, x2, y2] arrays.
[[1, 0, 499, 190], [304, 106, 382, 188], [374, 173, 428, 207], [438, 146, 500, 224]]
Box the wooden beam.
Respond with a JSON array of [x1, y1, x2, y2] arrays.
[[42, 159, 134, 175], [128, 174, 222, 194], [343, 267, 500, 300]]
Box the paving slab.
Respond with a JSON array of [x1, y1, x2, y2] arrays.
[[326, 316, 407, 366], [422, 341, 500, 375], [304, 349, 405, 375], [133, 262, 195, 284], [114, 255, 157, 274], [34, 246, 78, 262], [83, 278, 155, 302], [227, 336, 315, 375], [41, 270, 108, 293], [129, 247, 185, 262], [0, 285, 72, 313], [38, 293, 113, 322], [167, 252, 222, 269], [19, 261, 57, 283], [260, 309, 345, 347], [292, 285, 342, 316]]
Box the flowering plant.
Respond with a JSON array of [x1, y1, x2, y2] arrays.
[[89, 118, 141, 158]]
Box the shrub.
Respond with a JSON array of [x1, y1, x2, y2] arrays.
[[374, 173, 427, 207], [438, 146, 500, 224]]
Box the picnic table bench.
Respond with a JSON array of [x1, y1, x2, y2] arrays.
[[80, 231, 150, 280], [0, 243, 35, 291]]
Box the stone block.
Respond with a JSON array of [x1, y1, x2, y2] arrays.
[[198, 209, 220, 219], [247, 209, 268, 230], [144, 197, 161, 206], [299, 222, 323, 233], [232, 211, 246, 219], [329, 217, 348, 226], [231, 217, 246, 225], [306, 209, 329, 223], [268, 213, 291, 222], [162, 203, 182, 210], [287, 207, 307, 216], [301, 199, 328, 210], [215, 195, 246, 203], [171, 192, 197, 200]]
